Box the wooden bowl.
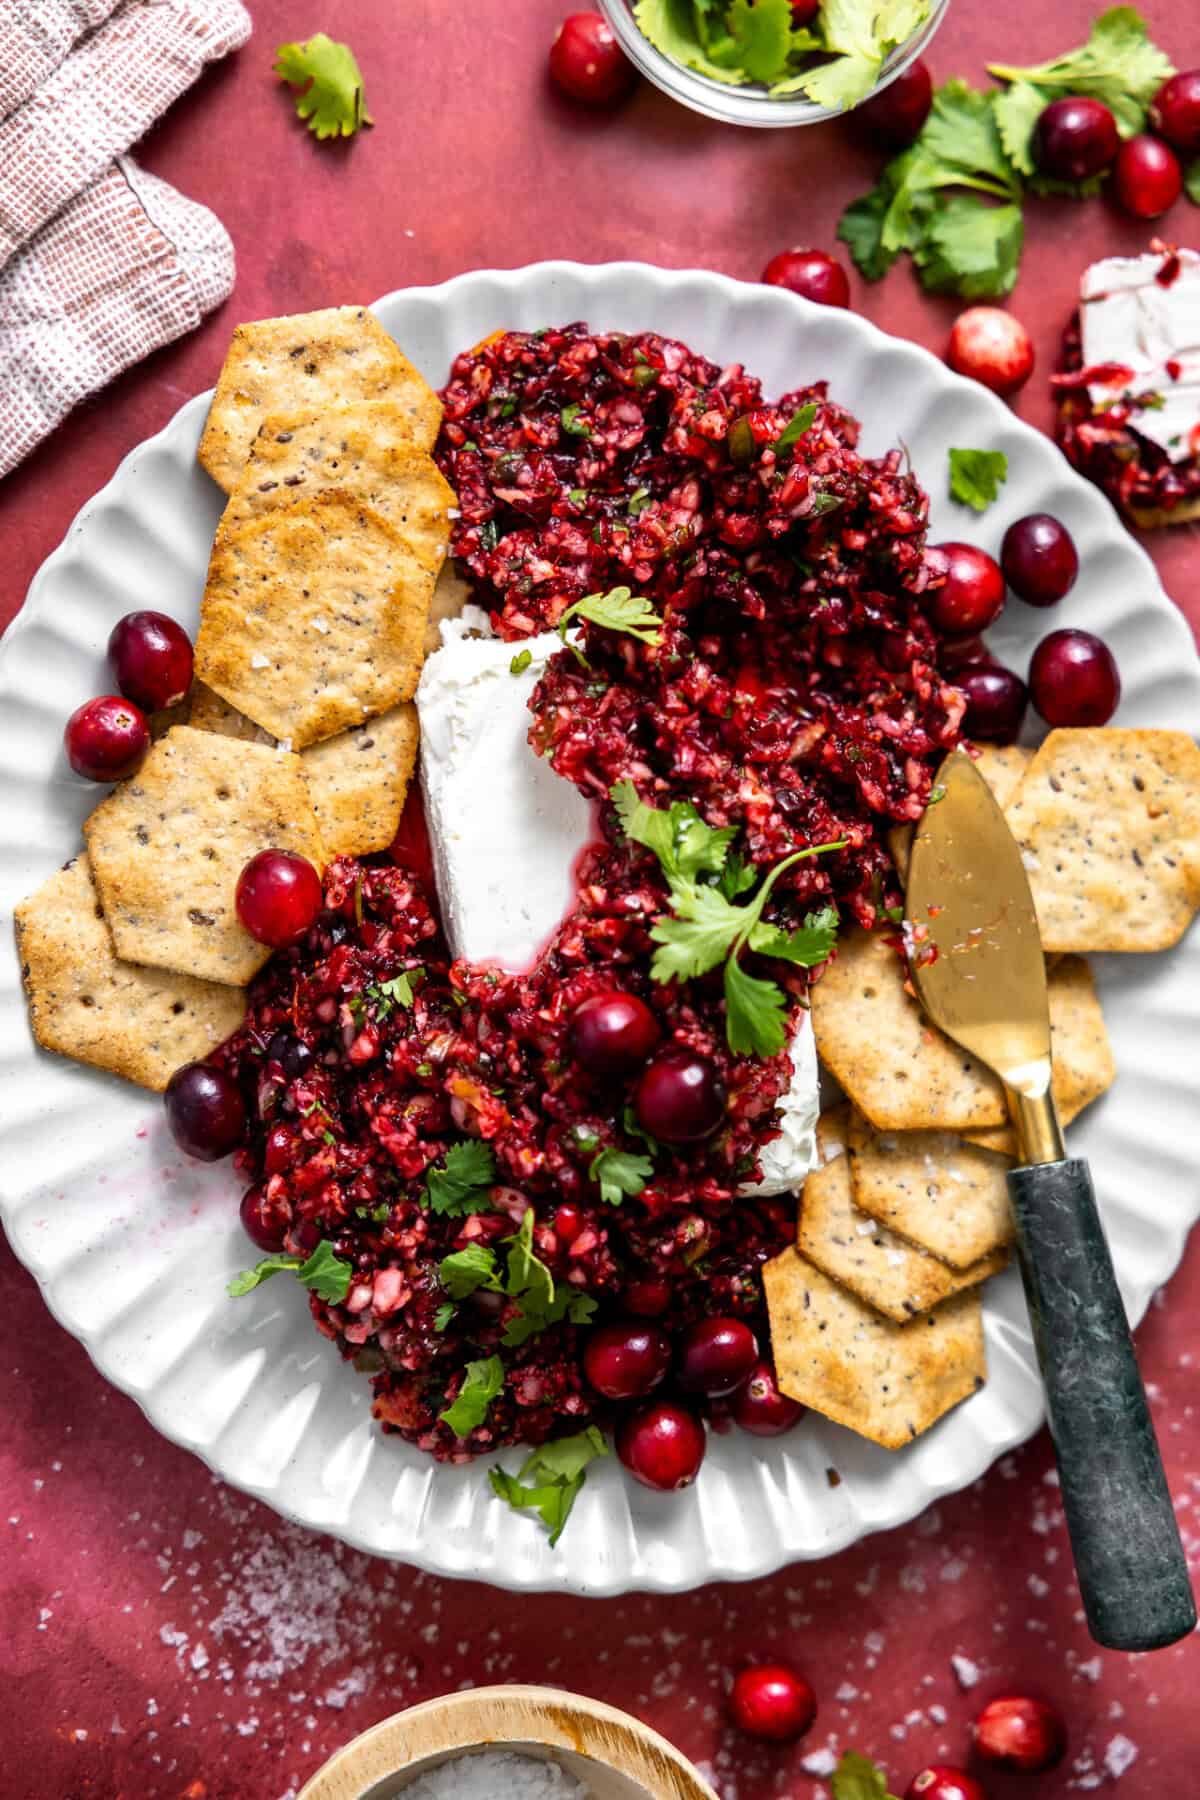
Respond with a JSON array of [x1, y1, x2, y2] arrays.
[[297, 1685, 718, 1800]]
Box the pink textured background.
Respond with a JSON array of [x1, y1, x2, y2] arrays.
[[1, 3, 1198, 1796]]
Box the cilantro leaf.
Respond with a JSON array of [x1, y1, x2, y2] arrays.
[[559, 402, 592, 439], [623, 1102, 660, 1155], [227, 1253, 301, 1297], [612, 780, 735, 884], [914, 195, 1023, 299], [227, 1240, 352, 1303], [830, 1751, 901, 1800], [991, 78, 1052, 175], [559, 587, 663, 647], [633, 0, 749, 86], [988, 8, 1175, 140], [748, 903, 839, 965], [724, 956, 789, 1058], [727, 0, 794, 83], [273, 33, 373, 140], [371, 969, 419, 1019], [425, 1140, 497, 1217], [948, 447, 1009, 512], [777, 0, 932, 108], [775, 402, 817, 452], [489, 1425, 608, 1546], [717, 850, 758, 900], [504, 1208, 545, 1300], [1187, 158, 1200, 205], [492, 1211, 597, 1348], [438, 1243, 502, 1300], [433, 1302, 457, 1332], [510, 648, 533, 675], [837, 185, 901, 282], [440, 1355, 504, 1438], [921, 79, 1016, 191], [650, 881, 746, 982], [590, 1146, 653, 1207]]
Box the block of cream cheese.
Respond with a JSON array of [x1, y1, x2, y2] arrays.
[[1080, 247, 1200, 463]]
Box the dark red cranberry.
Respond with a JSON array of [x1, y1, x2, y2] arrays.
[[64, 695, 150, 782], [1029, 629, 1120, 727], [732, 1359, 804, 1435], [973, 1695, 1066, 1772], [790, 0, 820, 23], [678, 1317, 759, 1397], [958, 665, 1028, 743], [236, 850, 323, 948], [107, 610, 193, 712], [1113, 134, 1182, 219], [584, 1321, 671, 1399], [624, 1276, 673, 1317], [857, 59, 932, 146], [616, 1402, 706, 1490], [925, 544, 1006, 635], [1150, 70, 1200, 154], [941, 633, 993, 673], [728, 1663, 817, 1742], [164, 1061, 246, 1161], [554, 1203, 584, 1246], [947, 307, 1034, 396], [760, 248, 851, 309], [634, 1047, 726, 1144], [268, 1032, 314, 1080], [906, 1768, 987, 1800], [549, 12, 636, 106], [239, 1182, 287, 1252], [263, 1123, 294, 1174], [569, 990, 660, 1077], [1001, 514, 1079, 606], [1033, 96, 1119, 181]]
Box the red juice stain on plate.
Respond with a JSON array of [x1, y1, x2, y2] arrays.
[[1156, 250, 1182, 286], [1167, 358, 1183, 381]]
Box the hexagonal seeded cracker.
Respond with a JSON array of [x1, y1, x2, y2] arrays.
[[195, 491, 434, 748], [14, 856, 246, 1091], [82, 726, 325, 987], [845, 1109, 1015, 1268], [301, 705, 419, 857], [188, 680, 275, 744], [196, 307, 441, 494], [1004, 728, 1200, 952], [763, 1248, 986, 1449], [890, 743, 1033, 884]]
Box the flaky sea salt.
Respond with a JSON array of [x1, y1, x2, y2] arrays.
[[402, 1750, 590, 1800]]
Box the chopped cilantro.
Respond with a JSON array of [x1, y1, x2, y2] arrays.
[[589, 1146, 653, 1207], [627, 486, 652, 515], [369, 968, 422, 1020], [438, 1242, 502, 1300], [227, 1238, 352, 1304], [948, 447, 1009, 511], [433, 1302, 457, 1332], [558, 586, 664, 650], [424, 1140, 497, 1217], [489, 1425, 608, 1546], [1187, 158, 1200, 205], [567, 488, 589, 506], [775, 402, 817, 452], [273, 32, 373, 139], [560, 402, 592, 438], [509, 648, 533, 675], [440, 1355, 504, 1438]]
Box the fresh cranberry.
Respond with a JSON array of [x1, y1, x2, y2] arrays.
[[236, 850, 324, 948], [1150, 70, 1200, 154], [239, 1182, 287, 1252], [63, 695, 150, 782], [947, 307, 1034, 396], [925, 544, 1006, 635], [973, 1695, 1066, 1772], [268, 1032, 314, 1080], [678, 1317, 759, 1397], [1029, 628, 1120, 727], [569, 990, 660, 1077], [790, 0, 820, 23], [905, 1768, 987, 1800], [941, 634, 993, 672], [760, 249, 851, 309], [548, 13, 636, 106], [856, 60, 933, 146], [616, 1402, 706, 1490], [107, 610, 193, 713], [554, 1203, 584, 1246], [728, 1663, 817, 1742], [624, 1276, 673, 1317], [957, 665, 1028, 743], [263, 1123, 294, 1175], [584, 1320, 671, 1399], [1113, 134, 1182, 219], [634, 1046, 726, 1144], [164, 1061, 246, 1161], [732, 1359, 804, 1435], [1001, 514, 1079, 606], [1033, 96, 1119, 181]]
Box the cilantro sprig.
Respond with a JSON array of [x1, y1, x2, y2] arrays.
[[273, 33, 373, 140], [440, 1355, 504, 1438], [424, 1140, 497, 1218], [590, 1146, 653, 1207], [830, 1752, 901, 1800], [437, 1211, 597, 1347], [489, 1426, 609, 1546], [988, 6, 1175, 157], [367, 967, 422, 1020], [558, 586, 664, 651], [948, 448, 1008, 512], [227, 1239, 352, 1304]]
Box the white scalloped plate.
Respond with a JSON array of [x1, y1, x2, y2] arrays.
[[2, 264, 1199, 1596]]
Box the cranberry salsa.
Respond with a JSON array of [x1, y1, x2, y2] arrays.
[[214, 323, 968, 1514]]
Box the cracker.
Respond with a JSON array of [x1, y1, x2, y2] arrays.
[[798, 1137, 1005, 1322], [301, 705, 419, 857], [197, 307, 441, 494], [846, 1109, 1014, 1268], [1004, 728, 1200, 952], [187, 680, 275, 745], [763, 1248, 986, 1448], [195, 491, 433, 748], [890, 743, 1033, 884], [14, 856, 245, 1091], [223, 407, 455, 575], [82, 726, 325, 986], [427, 561, 474, 656]]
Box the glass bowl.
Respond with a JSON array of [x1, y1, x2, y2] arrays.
[[598, 0, 950, 128]]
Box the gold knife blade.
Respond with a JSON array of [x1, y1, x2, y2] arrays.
[[906, 747, 1063, 1165]]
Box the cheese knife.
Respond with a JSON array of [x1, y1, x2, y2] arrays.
[[906, 748, 1196, 1652]]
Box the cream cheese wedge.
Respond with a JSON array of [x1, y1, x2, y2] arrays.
[[1080, 248, 1200, 464]]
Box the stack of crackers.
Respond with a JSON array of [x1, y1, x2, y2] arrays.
[[763, 728, 1200, 1452]]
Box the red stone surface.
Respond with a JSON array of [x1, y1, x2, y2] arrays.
[[1, 3, 1198, 1795]]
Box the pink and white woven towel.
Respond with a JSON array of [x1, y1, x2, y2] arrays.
[[0, 0, 252, 479]]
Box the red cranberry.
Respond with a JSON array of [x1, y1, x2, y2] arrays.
[[1029, 629, 1120, 727], [634, 1047, 726, 1144], [732, 1359, 804, 1436], [569, 990, 660, 1077], [973, 1695, 1066, 1772], [906, 1768, 987, 1800], [857, 60, 933, 146], [1001, 514, 1079, 606], [263, 1123, 294, 1175], [240, 1182, 287, 1252], [728, 1663, 817, 1742], [584, 1321, 671, 1399], [164, 1061, 246, 1161], [941, 633, 993, 673], [760, 248, 851, 309], [957, 665, 1028, 743], [678, 1316, 759, 1397], [624, 1276, 673, 1317], [64, 695, 150, 782], [554, 1203, 584, 1246], [549, 13, 636, 106], [947, 307, 1034, 396], [1113, 134, 1182, 219], [1150, 70, 1200, 154], [616, 1402, 706, 1490], [1033, 96, 1119, 181], [236, 850, 323, 948], [790, 0, 820, 23], [926, 544, 1006, 635], [107, 610, 193, 712], [268, 1032, 314, 1080]]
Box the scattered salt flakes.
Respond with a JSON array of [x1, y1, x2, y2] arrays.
[[322, 1669, 368, 1710], [1076, 1656, 1103, 1683], [836, 1682, 859, 1703], [1027, 1574, 1050, 1598], [311, 618, 330, 636], [1043, 1468, 1061, 1487], [854, 1565, 879, 1597], [190, 1642, 209, 1671], [235, 1716, 259, 1737], [37, 1606, 51, 1630], [889, 1723, 906, 1740], [160, 1625, 188, 1650], [1104, 1736, 1138, 1778], [899, 1565, 927, 1595], [996, 1455, 1019, 1480], [929, 1704, 947, 1725], [447, 506, 462, 519], [939, 1557, 968, 1584], [182, 1529, 204, 1551], [1108, 1701, 1124, 1720], [250, 652, 271, 669], [904, 1710, 924, 1728], [951, 1654, 981, 1689], [864, 1630, 885, 1655], [884, 1249, 907, 1267]]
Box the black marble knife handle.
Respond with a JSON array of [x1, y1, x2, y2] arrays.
[[1007, 1158, 1196, 1652]]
